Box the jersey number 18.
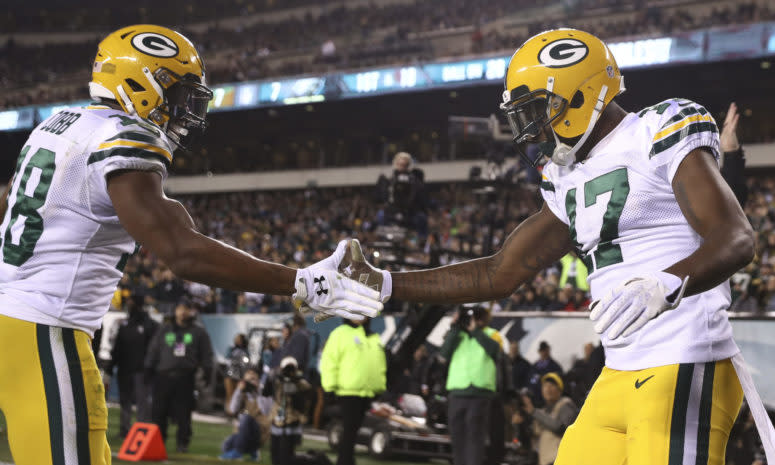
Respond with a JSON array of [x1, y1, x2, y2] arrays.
[[1, 145, 56, 266]]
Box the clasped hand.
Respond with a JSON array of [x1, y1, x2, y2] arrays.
[[293, 240, 391, 321]]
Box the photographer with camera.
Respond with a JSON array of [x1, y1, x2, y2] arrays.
[[265, 356, 313, 465], [220, 367, 265, 461], [224, 333, 251, 413], [440, 305, 503, 465], [376, 152, 428, 235]]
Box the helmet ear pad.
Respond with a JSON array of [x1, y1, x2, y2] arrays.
[[551, 68, 619, 140]]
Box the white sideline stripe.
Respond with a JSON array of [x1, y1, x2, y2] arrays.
[[50, 327, 79, 465], [682, 362, 704, 465]]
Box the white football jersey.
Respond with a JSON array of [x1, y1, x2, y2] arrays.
[[0, 105, 173, 336], [541, 98, 739, 370]]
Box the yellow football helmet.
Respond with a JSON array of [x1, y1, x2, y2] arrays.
[[500, 28, 625, 166], [89, 24, 213, 149]]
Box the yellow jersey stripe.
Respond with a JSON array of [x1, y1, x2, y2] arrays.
[[96, 140, 172, 162], [653, 114, 715, 142]]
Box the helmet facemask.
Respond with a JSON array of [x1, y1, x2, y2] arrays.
[[147, 68, 213, 152], [500, 87, 569, 167]]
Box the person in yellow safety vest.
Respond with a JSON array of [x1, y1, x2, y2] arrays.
[[320, 318, 386, 465], [559, 252, 589, 291], [441, 306, 504, 465]]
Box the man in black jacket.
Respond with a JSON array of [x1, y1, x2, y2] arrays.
[[107, 295, 159, 438], [145, 298, 214, 452]]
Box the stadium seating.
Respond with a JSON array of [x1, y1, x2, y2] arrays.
[[1, 0, 771, 109]]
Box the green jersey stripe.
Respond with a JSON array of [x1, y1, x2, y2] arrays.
[[695, 361, 716, 465], [104, 130, 168, 148], [37, 324, 65, 465], [658, 106, 708, 130], [87, 147, 171, 167], [668, 363, 695, 465], [650, 121, 718, 157], [63, 328, 92, 465]]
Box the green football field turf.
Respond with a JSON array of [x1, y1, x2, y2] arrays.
[[0, 408, 417, 465]]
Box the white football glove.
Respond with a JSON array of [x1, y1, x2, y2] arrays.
[[293, 240, 383, 321], [341, 239, 392, 304], [589, 271, 689, 340]]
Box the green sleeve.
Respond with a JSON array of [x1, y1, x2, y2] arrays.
[[439, 327, 462, 361]]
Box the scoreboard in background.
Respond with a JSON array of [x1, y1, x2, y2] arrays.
[[2, 22, 774, 131]]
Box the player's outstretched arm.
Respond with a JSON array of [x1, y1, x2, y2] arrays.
[[664, 147, 755, 296], [107, 170, 382, 319], [390, 204, 573, 303], [109, 170, 297, 293]]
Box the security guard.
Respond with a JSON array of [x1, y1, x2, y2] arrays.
[[144, 298, 213, 452], [320, 318, 386, 465]]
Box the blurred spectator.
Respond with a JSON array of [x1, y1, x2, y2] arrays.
[[726, 404, 762, 465], [420, 348, 449, 399], [3, 0, 775, 108], [263, 335, 282, 373], [40, 172, 775, 314], [559, 252, 589, 291], [409, 345, 432, 396], [377, 152, 428, 235], [153, 269, 186, 317], [104, 295, 159, 438], [564, 343, 603, 407], [440, 306, 502, 465], [508, 340, 532, 391], [271, 326, 291, 371], [529, 341, 563, 405], [521, 373, 579, 465], [720, 102, 749, 207], [224, 333, 251, 412], [320, 39, 337, 62], [145, 299, 214, 452], [533, 341, 563, 378], [281, 314, 311, 376], [321, 318, 386, 465], [220, 367, 265, 461]]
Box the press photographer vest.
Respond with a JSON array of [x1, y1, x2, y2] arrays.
[[446, 327, 497, 393]]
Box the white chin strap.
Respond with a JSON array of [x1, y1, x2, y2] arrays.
[[551, 84, 609, 166], [115, 84, 136, 115]]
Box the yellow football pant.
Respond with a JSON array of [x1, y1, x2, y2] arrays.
[[556, 359, 743, 465], [0, 314, 111, 465]]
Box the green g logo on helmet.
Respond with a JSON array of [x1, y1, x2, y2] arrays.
[[538, 39, 589, 68]]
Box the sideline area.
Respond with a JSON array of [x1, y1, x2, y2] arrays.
[[0, 408, 413, 465]]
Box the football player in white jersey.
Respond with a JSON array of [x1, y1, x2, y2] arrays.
[[343, 29, 771, 464], [0, 25, 382, 465]]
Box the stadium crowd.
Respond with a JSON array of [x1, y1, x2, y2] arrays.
[[113, 173, 775, 317], [1, 0, 772, 109]]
